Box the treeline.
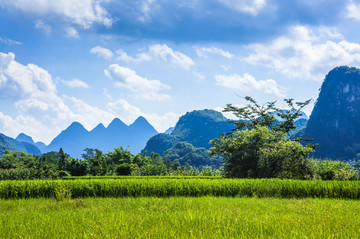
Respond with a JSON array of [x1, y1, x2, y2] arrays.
[[0, 147, 221, 180]]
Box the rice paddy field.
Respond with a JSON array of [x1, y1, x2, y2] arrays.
[[1, 177, 360, 238]]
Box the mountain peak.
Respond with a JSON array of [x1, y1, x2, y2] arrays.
[[93, 123, 105, 130], [107, 118, 127, 129], [300, 65, 360, 160], [15, 133, 35, 144], [131, 116, 150, 126], [68, 121, 85, 129]]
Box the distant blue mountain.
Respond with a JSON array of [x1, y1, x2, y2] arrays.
[[16, 133, 47, 153], [45, 117, 158, 158], [0, 133, 41, 155]]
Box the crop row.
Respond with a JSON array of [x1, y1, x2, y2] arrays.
[[1, 178, 360, 199], [62, 176, 223, 180]]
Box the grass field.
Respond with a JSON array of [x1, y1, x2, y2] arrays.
[[1, 178, 360, 199], [0, 197, 359, 238]]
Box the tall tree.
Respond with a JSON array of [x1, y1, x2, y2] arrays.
[[211, 97, 315, 179]]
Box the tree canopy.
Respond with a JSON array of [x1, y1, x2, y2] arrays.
[[211, 97, 315, 179]]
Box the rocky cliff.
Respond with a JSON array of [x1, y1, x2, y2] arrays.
[[300, 66, 360, 160]]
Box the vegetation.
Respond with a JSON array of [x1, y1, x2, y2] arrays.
[[143, 109, 234, 155], [0, 146, 220, 180], [1, 178, 360, 199], [163, 142, 222, 169], [211, 97, 316, 179], [1, 197, 360, 238]]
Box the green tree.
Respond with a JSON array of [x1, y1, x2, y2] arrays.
[[83, 148, 107, 176], [211, 97, 315, 179], [58, 148, 68, 171]]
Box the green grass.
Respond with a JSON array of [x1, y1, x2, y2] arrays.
[[0, 197, 359, 238], [1, 178, 360, 199], [62, 175, 223, 180]]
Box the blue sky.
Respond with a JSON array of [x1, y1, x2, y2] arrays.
[[1, 0, 360, 144]]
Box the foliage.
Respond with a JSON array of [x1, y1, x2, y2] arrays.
[[224, 96, 311, 134], [115, 163, 133, 176], [311, 159, 358, 180], [211, 97, 316, 179], [163, 142, 222, 169], [211, 126, 314, 179]]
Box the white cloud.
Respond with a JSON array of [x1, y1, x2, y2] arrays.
[[114, 45, 193, 69], [347, 1, 360, 21], [245, 25, 360, 81], [107, 98, 179, 132], [65, 27, 80, 39], [215, 73, 286, 97], [217, 0, 266, 15], [62, 95, 115, 130], [1, 0, 113, 28], [34, 20, 51, 34], [60, 78, 89, 88], [116, 49, 151, 62], [0, 52, 57, 99], [0, 37, 21, 46], [105, 64, 171, 101], [195, 47, 234, 59], [0, 51, 177, 144], [149, 44, 194, 70], [0, 51, 75, 143], [90, 46, 114, 60]]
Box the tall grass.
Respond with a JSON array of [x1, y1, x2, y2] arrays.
[[1, 197, 360, 238], [1, 178, 360, 199]]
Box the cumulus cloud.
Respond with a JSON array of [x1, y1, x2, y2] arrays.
[[1, 0, 112, 28], [90, 46, 114, 60], [149, 44, 194, 70], [217, 0, 266, 15], [245, 25, 360, 81], [105, 64, 171, 101], [107, 98, 179, 132], [65, 27, 80, 38], [0, 52, 57, 99], [215, 73, 286, 97], [60, 79, 89, 88], [0, 51, 75, 142], [0, 51, 178, 143], [195, 47, 234, 59], [347, 1, 360, 21]]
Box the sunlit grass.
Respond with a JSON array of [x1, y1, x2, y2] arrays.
[[1, 178, 360, 199], [0, 197, 359, 238]]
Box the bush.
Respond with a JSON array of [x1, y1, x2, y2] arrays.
[[116, 163, 132, 176], [211, 126, 314, 179], [311, 159, 358, 180]]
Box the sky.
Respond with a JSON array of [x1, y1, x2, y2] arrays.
[[1, 0, 360, 144]]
